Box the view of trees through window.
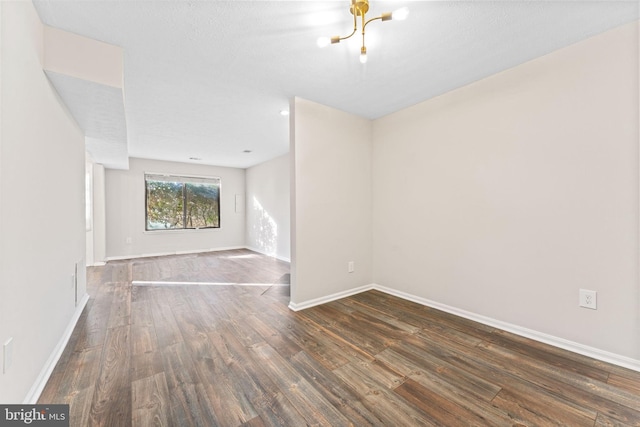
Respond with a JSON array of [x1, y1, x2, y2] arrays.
[[145, 174, 220, 230]]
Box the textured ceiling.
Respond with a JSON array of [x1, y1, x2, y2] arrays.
[[33, 1, 639, 169], [45, 71, 129, 169]]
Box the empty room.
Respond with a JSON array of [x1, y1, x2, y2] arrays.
[[1, 0, 640, 425]]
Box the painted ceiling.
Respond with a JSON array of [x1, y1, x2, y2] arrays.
[[33, 1, 639, 169]]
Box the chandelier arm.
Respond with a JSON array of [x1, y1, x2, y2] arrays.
[[363, 15, 383, 30], [324, 0, 406, 61], [337, 12, 358, 42]]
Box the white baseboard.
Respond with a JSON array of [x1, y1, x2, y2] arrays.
[[107, 247, 290, 263], [288, 284, 374, 311], [245, 246, 291, 263], [23, 293, 91, 404], [372, 284, 640, 373], [288, 283, 640, 373], [105, 246, 246, 262]]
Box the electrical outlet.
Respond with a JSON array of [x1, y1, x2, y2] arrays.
[[3, 337, 13, 374], [579, 289, 597, 310], [348, 261, 355, 273], [125, 237, 132, 244]]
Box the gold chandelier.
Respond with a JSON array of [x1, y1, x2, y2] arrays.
[[317, 0, 409, 63]]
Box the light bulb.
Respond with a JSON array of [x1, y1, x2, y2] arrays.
[[317, 37, 330, 48], [392, 7, 409, 21], [359, 50, 367, 64]]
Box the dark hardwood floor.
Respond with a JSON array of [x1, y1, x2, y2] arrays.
[[39, 249, 640, 426]]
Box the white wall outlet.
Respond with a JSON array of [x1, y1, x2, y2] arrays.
[[579, 289, 597, 310], [125, 236, 132, 244], [348, 261, 355, 273], [3, 337, 13, 374]]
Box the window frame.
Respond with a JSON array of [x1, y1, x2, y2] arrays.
[[144, 172, 221, 231]]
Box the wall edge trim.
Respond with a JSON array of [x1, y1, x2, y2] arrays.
[[288, 284, 374, 311], [373, 284, 640, 373], [287, 283, 640, 372], [245, 246, 291, 263], [23, 293, 91, 404], [104, 246, 246, 261]]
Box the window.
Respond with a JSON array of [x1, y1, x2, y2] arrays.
[[145, 174, 220, 230]]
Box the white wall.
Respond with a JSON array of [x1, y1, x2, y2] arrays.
[[373, 21, 639, 359], [85, 159, 94, 265], [290, 98, 372, 306], [0, 1, 87, 402], [105, 157, 245, 259], [93, 163, 106, 264], [246, 154, 290, 261], [86, 157, 106, 266]]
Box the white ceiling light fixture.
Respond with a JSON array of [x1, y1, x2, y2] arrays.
[[318, 0, 408, 64]]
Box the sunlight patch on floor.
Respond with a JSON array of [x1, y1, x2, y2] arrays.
[[221, 254, 261, 259], [132, 280, 288, 287]]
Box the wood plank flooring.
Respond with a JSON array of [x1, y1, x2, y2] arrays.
[[39, 249, 640, 426]]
